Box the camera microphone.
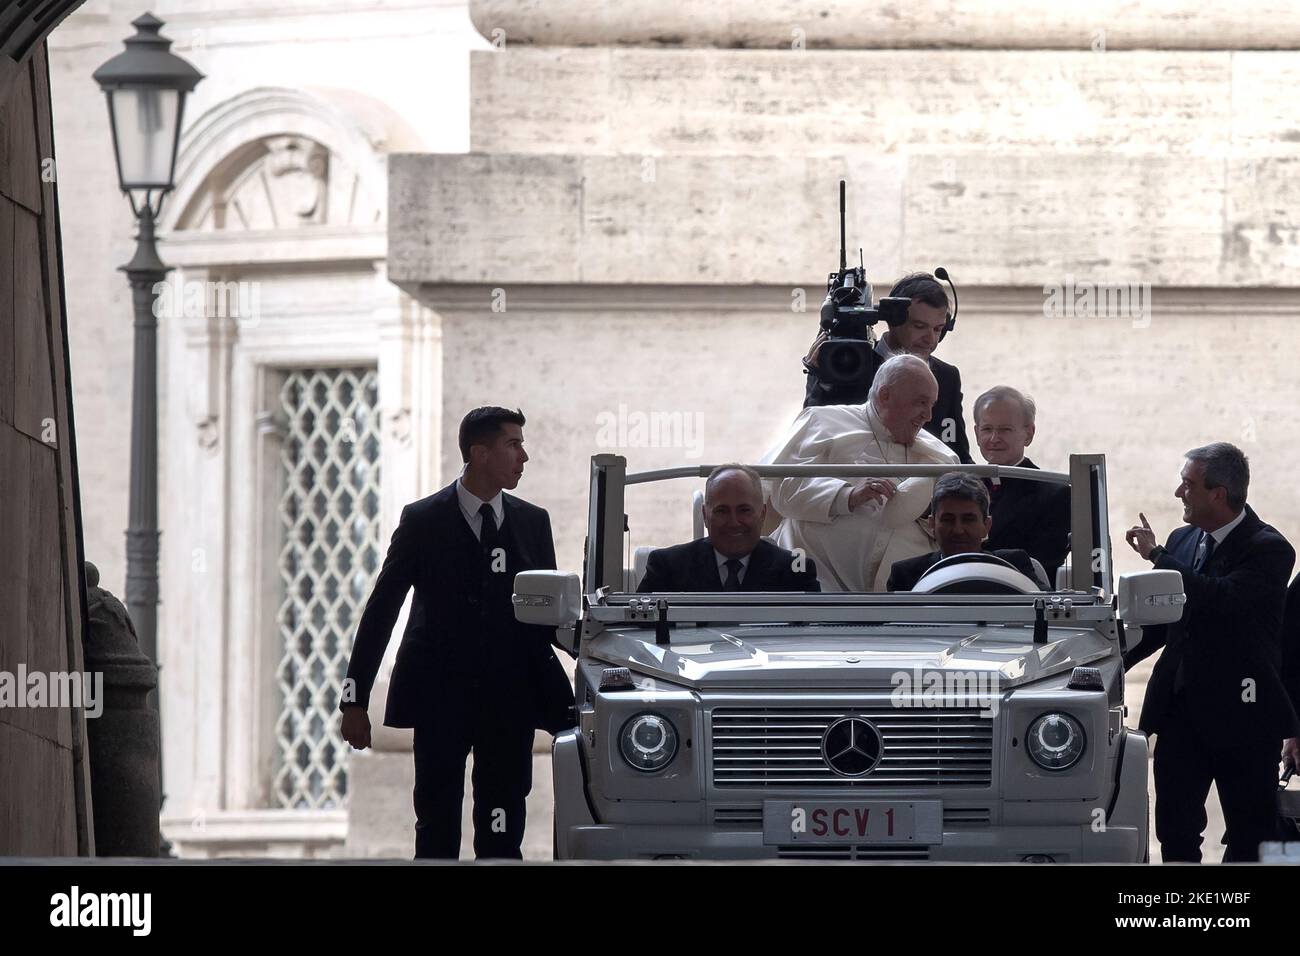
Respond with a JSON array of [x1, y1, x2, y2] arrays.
[[813, 181, 909, 386]]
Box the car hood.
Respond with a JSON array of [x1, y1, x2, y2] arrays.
[[588, 624, 1114, 690]]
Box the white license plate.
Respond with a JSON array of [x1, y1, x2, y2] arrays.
[[761, 801, 942, 845]]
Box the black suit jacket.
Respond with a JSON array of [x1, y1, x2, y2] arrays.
[[1123, 506, 1299, 747], [637, 537, 821, 593], [803, 351, 971, 463], [1281, 574, 1300, 721], [341, 481, 574, 731], [886, 548, 1042, 592], [984, 457, 1071, 584]]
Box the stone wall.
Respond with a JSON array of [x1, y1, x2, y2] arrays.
[[0, 37, 92, 856], [469, 0, 1300, 50], [390, 9, 1300, 581]]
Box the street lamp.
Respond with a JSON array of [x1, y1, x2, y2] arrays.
[[92, 13, 202, 681], [94, 10, 203, 856]]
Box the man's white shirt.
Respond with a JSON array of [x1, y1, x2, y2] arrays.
[[874, 336, 906, 361], [1201, 508, 1247, 554], [456, 477, 503, 541]]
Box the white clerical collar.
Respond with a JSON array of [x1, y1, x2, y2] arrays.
[[989, 456, 1026, 486], [1208, 508, 1247, 545], [456, 475, 503, 526]]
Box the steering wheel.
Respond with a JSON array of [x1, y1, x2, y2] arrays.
[[913, 553, 1038, 595]]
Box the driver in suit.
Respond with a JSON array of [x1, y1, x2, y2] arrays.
[[887, 472, 1047, 592]]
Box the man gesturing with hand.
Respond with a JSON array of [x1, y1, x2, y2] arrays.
[[1124, 443, 1297, 862]]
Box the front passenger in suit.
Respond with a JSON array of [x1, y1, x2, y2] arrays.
[[638, 463, 820, 593]]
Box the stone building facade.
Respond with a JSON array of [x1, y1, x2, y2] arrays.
[[394, 0, 1300, 584], [45, 0, 1300, 857], [1, 1, 94, 857], [49, 0, 485, 856]]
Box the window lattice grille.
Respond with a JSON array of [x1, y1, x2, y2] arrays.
[[274, 367, 382, 809]]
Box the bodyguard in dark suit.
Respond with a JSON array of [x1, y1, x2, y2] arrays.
[[802, 273, 971, 463], [886, 472, 1048, 591], [339, 407, 574, 859], [638, 464, 820, 593], [1124, 443, 1298, 862], [973, 386, 1071, 583]]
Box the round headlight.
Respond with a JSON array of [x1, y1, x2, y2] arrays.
[[1026, 712, 1086, 771], [619, 713, 678, 772]]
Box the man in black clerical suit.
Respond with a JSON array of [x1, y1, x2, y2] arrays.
[[802, 272, 971, 463], [339, 406, 574, 860], [886, 472, 1046, 592], [638, 463, 820, 593], [1124, 442, 1298, 863], [973, 385, 1071, 584]]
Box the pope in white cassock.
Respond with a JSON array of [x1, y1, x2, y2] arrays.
[[763, 354, 960, 591]]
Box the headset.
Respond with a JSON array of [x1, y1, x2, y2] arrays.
[[887, 267, 959, 340], [935, 266, 958, 341]]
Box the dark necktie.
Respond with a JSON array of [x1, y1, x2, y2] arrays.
[[478, 502, 502, 559], [1175, 532, 1217, 696], [1194, 532, 1215, 572], [723, 558, 743, 591]]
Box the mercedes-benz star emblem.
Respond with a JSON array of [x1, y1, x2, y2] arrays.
[[821, 716, 884, 777]]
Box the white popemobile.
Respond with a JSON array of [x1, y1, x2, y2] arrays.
[[513, 454, 1184, 862]]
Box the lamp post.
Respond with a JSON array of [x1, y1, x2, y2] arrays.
[[93, 13, 202, 686], [94, 17, 202, 850]]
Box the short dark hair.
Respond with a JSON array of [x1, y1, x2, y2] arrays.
[[458, 406, 525, 463], [931, 472, 991, 519], [1185, 442, 1249, 510], [889, 272, 950, 313]]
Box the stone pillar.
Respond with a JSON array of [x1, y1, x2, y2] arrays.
[[83, 561, 161, 857]]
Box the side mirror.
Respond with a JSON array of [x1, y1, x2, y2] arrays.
[[1117, 569, 1186, 627], [513, 570, 581, 628]]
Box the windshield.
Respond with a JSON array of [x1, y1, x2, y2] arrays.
[[585, 457, 1110, 600]]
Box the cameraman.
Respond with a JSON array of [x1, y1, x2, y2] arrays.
[[802, 272, 971, 463]]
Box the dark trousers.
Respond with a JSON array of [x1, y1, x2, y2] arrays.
[[411, 701, 534, 860], [1152, 714, 1281, 863]]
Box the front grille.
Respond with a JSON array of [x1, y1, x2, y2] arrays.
[[944, 806, 992, 827], [711, 706, 993, 788], [713, 806, 764, 830]]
